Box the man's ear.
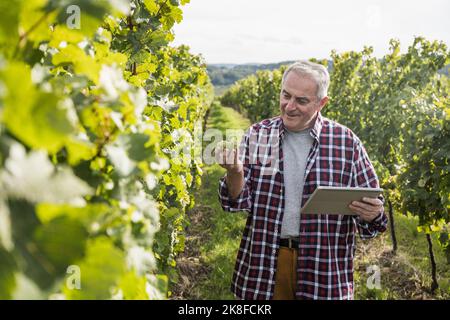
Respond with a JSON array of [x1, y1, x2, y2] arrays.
[[318, 96, 329, 111]]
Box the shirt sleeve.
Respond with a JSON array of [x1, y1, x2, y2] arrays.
[[351, 138, 388, 239], [218, 128, 253, 213]]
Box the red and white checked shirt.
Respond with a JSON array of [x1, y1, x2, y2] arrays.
[[218, 113, 388, 300]]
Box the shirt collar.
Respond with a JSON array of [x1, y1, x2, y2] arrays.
[[279, 112, 323, 142]]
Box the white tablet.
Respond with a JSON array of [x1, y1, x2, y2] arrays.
[[300, 186, 383, 215]]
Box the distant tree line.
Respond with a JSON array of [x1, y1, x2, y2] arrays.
[[207, 61, 294, 86], [208, 60, 449, 87]]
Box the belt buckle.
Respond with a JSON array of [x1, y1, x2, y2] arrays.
[[288, 238, 293, 248]]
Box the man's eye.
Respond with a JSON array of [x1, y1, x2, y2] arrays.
[[297, 98, 309, 105], [282, 92, 290, 98]]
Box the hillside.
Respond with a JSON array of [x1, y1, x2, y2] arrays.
[[207, 61, 295, 86], [209, 61, 450, 88]]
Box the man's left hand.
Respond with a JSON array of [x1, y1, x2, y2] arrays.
[[349, 197, 383, 223]]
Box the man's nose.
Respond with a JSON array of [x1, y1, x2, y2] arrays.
[[286, 98, 296, 110]]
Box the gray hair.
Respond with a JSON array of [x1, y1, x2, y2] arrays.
[[282, 60, 330, 100]]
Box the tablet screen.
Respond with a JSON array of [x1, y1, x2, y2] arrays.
[[300, 186, 383, 215]]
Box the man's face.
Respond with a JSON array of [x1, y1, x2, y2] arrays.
[[280, 71, 328, 132]]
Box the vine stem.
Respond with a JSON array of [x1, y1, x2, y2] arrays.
[[388, 198, 397, 254], [426, 233, 439, 293], [13, 11, 52, 59], [156, 0, 170, 17]]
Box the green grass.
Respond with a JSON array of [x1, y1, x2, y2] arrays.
[[213, 85, 232, 97], [195, 101, 250, 299], [393, 214, 449, 280], [171, 100, 249, 299], [195, 164, 246, 299], [354, 213, 450, 299], [207, 100, 250, 132]]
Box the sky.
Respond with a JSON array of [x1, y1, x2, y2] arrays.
[[172, 0, 450, 64]]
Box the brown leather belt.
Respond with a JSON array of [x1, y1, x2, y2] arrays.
[[279, 237, 300, 249]]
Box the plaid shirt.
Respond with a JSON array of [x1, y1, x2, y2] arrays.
[[218, 113, 388, 300]]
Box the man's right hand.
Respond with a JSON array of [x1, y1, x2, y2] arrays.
[[215, 142, 245, 200], [214, 142, 243, 174]]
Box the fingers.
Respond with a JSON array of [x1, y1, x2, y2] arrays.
[[349, 198, 382, 222], [361, 197, 383, 206], [348, 204, 378, 222], [215, 148, 225, 165], [215, 145, 240, 166], [214, 146, 223, 164], [224, 148, 235, 165], [349, 201, 379, 213], [214, 145, 228, 165], [348, 203, 364, 215], [358, 212, 378, 223]]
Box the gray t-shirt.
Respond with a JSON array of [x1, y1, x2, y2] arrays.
[[280, 127, 314, 238]]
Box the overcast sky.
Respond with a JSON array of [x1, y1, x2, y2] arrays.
[[172, 0, 450, 64]]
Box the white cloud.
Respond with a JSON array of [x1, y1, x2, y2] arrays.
[[173, 0, 450, 63]]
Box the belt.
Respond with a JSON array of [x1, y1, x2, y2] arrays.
[[279, 237, 300, 249]]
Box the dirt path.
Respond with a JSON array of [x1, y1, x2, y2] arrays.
[[171, 205, 213, 299]]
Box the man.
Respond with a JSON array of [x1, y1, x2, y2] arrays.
[[216, 60, 388, 300]]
